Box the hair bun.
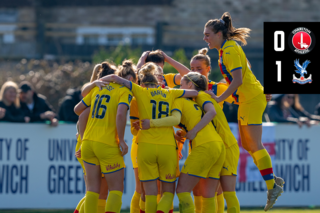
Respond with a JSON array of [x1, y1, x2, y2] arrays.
[[221, 12, 231, 24], [122, 59, 133, 67], [140, 63, 156, 76], [198, 48, 208, 55]]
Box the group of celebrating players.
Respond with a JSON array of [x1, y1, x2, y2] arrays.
[[72, 12, 284, 213]]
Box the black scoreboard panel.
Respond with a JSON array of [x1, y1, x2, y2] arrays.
[[264, 22, 320, 94]]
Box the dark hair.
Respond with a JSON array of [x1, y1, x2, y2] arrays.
[[97, 62, 117, 79], [205, 12, 251, 46], [191, 48, 211, 68], [183, 72, 208, 91], [145, 50, 165, 65], [117, 60, 137, 82], [139, 62, 158, 86]]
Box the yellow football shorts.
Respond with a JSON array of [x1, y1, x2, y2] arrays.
[[181, 141, 226, 179], [221, 143, 240, 176], [75, 139, 86, 175], [138, 143, 177, 183], [131, 139, 138, 169], [81, 140, 125, 174], [238, 92, 267, 126]]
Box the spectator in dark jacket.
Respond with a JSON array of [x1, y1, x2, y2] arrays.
[[267, 94, 303, 127], [0, 81, 30, 123], [58, 88, 82, 123], [19, 81, 58, 126]]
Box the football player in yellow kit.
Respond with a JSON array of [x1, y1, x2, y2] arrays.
[[133, 50, 191, 213], [100, 62, 198, 213], [74, 62, 133, 213], [203, 12, 283, 211], [74, 63, 111, 213], [140, 72, 226, 213]]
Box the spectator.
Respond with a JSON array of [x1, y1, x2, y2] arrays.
[[19, 81, 58, 126], [267, 94, 303, 127], [0, 81, 30, 123], [288, 94, 320, 125], [58, 88, 82, 123]]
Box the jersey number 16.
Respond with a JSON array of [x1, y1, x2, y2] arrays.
[[92, 94, 111, 119]]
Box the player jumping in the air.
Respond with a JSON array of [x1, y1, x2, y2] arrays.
[[203, 12, 283, 211]]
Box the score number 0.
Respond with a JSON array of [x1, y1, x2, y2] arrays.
[[274, 31, 284, 82]]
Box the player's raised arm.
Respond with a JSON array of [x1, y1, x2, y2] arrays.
[[161, 51, 191, 84], [100, 74, 132, 90], [137, 51, 151, 69]]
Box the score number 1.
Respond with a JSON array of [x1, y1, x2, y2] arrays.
[[274, 31, 284, 82]]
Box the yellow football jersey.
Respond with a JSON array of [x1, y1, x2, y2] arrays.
[[172, 98, 222, 149], [164, 73, 179, 88], [82, 83, 133, 146], [196, 91, 237, 148], [218, 40, 264, 103], [208, 80, 237, 108], [130, 82, 185, 146], [130, 97, 139, 143]]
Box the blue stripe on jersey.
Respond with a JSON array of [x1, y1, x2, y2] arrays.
[[81, 99, 89, 107], [202, 101, 212, 110], [178, 90, 185, 98], [221, 39, 227, 48], [231, 67, 242, 72], [219, 51, 239, 103], [223, 45, 234, 50], [130, 116, 139, 120], [212, 84, 217, 95], [118, 102, 130, 109], [178, 122, 188, 132], [171, 108, 182, 115]]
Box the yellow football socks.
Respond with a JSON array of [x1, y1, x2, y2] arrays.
[[75, 196, 85, 213], [177, 192, 194, 213], [217, 193, 225, 213], [249, 151, 258, 166], [145, 195, 157, 213], [130, 191, 141, 213], [157, 192, 174, 213], [253, 149, 275, 190], [214, 193, 218, 213], [140, 198, 146, 212], [105, 190, 123, 213], [224, 191, 240, 213], [194, 195, 202, 213], [85, 191, 99, 213], [97, 199, 106, 213], [202, 197, 216, 213]]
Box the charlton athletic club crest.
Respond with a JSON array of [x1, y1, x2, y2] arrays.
[[288, 27, 316, 54], [293, 59, 312, 84]]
